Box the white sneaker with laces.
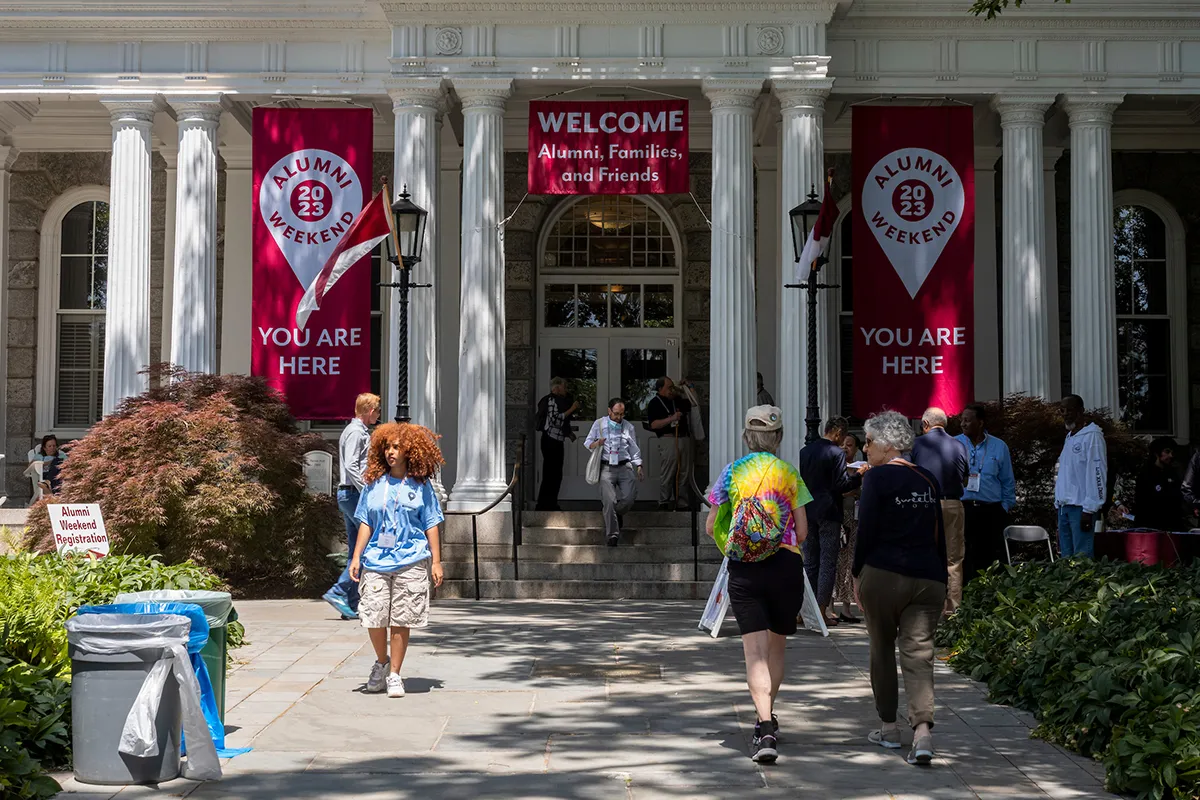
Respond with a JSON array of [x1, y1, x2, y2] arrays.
[[365, 661, 388, 694], [386, 672, 405, 698]]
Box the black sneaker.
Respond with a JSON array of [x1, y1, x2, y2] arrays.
[[607, 534, 619, 547], [772, 713, 781, 741], [751, 719, 778, 763]]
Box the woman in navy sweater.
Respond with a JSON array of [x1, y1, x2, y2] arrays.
[[854, 410, 948, 767]]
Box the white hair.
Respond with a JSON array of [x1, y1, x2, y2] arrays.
[[550, 376, 567, 390], [865, 410, 915, 454], [921, 407, 948, 428]]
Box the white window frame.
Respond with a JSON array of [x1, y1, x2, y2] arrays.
[[36, 185, 111, 441], [1112, 189, 1189, 440]]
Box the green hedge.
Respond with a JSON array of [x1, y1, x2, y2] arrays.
[[0, 553, 242, 800], [940, 559, 1200, 800]]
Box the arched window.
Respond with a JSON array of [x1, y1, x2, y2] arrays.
[[37, 188, 112, 435], [1112, 194, 1187, 436]]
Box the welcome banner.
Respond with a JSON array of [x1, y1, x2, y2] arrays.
[[528, 100, 689, 194], [252, 108, 374, 419], [852, 106, 975, 419]]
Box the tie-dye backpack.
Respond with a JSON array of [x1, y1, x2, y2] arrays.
[[723, 461, 785, 563]]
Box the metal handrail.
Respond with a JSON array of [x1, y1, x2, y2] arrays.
[[445, 434, 525, 600], [689, 473, 712, 582]]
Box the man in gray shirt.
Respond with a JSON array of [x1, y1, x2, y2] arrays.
[[322, 393, 380, 619]]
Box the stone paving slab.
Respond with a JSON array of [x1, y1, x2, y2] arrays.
[[54, 598, 1118, 799]]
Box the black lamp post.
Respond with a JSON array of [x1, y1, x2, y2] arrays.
[[381, 183, 430, 423], [785, 183, 838, 446]]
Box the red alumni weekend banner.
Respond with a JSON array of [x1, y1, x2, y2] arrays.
[[852, 106, 975, 419], [528, 100, 689, 194], [252, 108, 373, 419]]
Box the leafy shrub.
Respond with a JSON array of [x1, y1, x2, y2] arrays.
[[23, 368, 341, 597], [940, 559, 1200, 799], [0, 553, 243, 799], [947, 395, 1146, 533]]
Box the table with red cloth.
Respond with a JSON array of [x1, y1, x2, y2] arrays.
[[1094, 528, 1200, 566]]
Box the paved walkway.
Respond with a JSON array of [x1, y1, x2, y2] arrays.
[[55, 599, 1116, 799]]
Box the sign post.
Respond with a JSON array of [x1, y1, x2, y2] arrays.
[[49, 504, 109, 558]]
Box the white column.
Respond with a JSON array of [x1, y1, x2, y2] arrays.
[[219, 146, 253, 374], [169, 100, 221, 374], [389, 80, 444, 430], [0, 146, 14, 464], [772, 80, 829, 463], [160, 149, 177, 364], [754, 149, 779, 398], [973, 146, 1001, 401], [992, 95, 1055, 401], [1043, 146, 1064, 401], [450, 78, 511, 510], [438, 127, 463, 488], [102, 99, 158, 414], [703, 78, 761, 473], [1064, 94, 1123, 413]]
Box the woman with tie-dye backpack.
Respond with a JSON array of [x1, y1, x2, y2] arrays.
[[705, 405, 812, 765]]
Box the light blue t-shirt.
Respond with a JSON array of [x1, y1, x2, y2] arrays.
[[353, 475, 444, 573]]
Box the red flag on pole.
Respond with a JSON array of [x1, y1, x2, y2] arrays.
[[295, 190, 392, 329], [795, 180, 838, 284]]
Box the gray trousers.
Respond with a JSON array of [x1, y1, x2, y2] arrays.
[[600, 463, 637, 537], [656, 435, 693, 506], [802, 519, 842, 608], [858, 564, 946, 729]]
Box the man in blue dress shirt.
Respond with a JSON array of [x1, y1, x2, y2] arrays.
[[912, 407, 968, 613], [954, 404, 1016, 582]]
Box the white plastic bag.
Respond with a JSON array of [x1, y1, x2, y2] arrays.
[[585, 443, 603, 485], [65, 614, 222, 781], [697, 557, 828, 638]]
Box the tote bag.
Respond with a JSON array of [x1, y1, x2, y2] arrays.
[[585, 442, 603, 485], [682, 385, 705, 441]]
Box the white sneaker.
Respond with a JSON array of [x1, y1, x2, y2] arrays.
[[386, 673, 405, 698], [365, 661, 388, 694]]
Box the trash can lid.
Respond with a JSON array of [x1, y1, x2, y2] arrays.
[[66, 613, 191, 652], [115, 590, 234, 628]]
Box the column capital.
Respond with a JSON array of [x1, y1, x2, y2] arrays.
[[0, 144, 18, 171], [990, 94, 1056, 126], [387, 78, 447, 113], [1061, 93, 1124, 126], [453, 78, 512, 112], [771, 78, 833, 115], [167, 97, 223, 127], [701, 78, 763, 110], [101, 96, 163, 126]]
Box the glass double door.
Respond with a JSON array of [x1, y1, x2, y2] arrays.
[[538, 336, 680, 502]]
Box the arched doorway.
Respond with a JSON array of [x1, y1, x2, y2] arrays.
[[535, 195, 684, 502]]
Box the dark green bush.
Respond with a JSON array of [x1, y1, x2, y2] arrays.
[[0, 553, 242, 799], [941, 559, 1200, 799]]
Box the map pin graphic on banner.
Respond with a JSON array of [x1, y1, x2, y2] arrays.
[[258, 148, 365, 296], [861, 147, 965, 299]]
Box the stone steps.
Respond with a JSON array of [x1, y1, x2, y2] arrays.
[[439, 508, 719, 599], [438, 579, 712, 600]]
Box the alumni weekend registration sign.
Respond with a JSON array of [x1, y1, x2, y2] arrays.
[[852, 106, 975, 419]]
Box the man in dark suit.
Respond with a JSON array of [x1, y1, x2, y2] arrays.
[[798, 416, 861, 626], [912, 407, 968, 614]]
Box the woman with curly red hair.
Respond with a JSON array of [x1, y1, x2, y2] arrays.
[[349, 422, 446, 698]]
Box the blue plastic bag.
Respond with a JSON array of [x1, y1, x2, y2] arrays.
[[75, 603, 250, 759]]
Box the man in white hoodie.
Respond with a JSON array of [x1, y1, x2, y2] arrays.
[[1053, 394, 1108, 558]]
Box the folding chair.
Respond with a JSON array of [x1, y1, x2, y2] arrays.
[[1003, 525, 1055, 564]]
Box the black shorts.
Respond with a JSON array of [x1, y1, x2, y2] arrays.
[[727, 548, 806, 636]]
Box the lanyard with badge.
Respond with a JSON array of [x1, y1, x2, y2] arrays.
[[375, 479, 408, 550], [966, 438, 987, 493], [606, 418, 622, 465]]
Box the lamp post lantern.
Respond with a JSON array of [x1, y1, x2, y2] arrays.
[[382, 183, 431, 424], [785, 180, 838, 446]]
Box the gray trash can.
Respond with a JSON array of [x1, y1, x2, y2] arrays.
[[66, 613, 189, 786], [116, 590, 235, 721]]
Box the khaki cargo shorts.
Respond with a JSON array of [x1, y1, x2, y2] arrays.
[[358, 560, 431, 629]]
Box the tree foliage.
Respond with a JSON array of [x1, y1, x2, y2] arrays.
[[24, 367, 340, 597], [969, 0, 1070, 20], [947, 394, 1146, 533]]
